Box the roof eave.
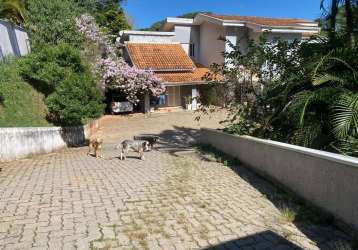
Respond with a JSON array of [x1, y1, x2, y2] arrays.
[[195, 13, 320, 33], [163, 81, 207, 86], [261, 27, 321, 33], [151, 68, 197, 72], [161, 17, 195, 31]]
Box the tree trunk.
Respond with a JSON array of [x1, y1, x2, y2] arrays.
[[345, 0, 355, 47], [329, 0, 339, 43]]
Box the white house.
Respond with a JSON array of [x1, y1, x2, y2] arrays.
[[0, 20, 30, 59], [119, 13, 320, 110]]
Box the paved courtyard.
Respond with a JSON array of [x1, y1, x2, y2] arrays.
[[0, 112, 353, 249]]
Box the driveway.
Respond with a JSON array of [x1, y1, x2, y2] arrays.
[[0, 111, 352, 250]]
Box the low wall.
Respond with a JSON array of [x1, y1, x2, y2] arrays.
[[201, 128, 358, 231], [0, 119, 100, 162]]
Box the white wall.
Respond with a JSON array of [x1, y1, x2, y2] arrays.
[[128, 34, 175, 43], [0, 120, 100, 162], [199, 22, 226, 67], [173, 25, 200, 62], [225, 26, 250, 66], [174, 25, 191, 43], [201, 128, 358, 231], [0, 20, 30, 58], [14, 28, 30, 56]]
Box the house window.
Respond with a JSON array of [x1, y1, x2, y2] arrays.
[[189, 43, 195, 57]]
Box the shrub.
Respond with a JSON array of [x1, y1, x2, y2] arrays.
[[46, 73, 104, 126], [20, 44, 87, 95], [19, 44, 105, 126]]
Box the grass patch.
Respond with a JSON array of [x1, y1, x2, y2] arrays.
[[279, 206, 297, 224], [194, 143, 240, 167], [0, 58, 50, 127]]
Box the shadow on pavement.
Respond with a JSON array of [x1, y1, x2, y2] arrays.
[[135, 125, 201, 156], [201, 230, 303, 250], [137, 125, 354, 249]]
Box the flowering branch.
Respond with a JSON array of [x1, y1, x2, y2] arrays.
[[76, 14, 115, 58], [96, 58, 165, 103], [76, 14, 165, 104]]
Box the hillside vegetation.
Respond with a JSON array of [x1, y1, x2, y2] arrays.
[[0, 59, 50, 127], [0, 0, 132, 127]]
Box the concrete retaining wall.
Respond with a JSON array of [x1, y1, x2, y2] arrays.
[[201, 128, 358, 231], [0, 119, 100, 162], [0, 20, 30, 58]]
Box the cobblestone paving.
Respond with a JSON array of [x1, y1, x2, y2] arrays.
[[0, 112, 353, 249]]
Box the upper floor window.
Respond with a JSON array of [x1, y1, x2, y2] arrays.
[[189, 43, 195, 57]]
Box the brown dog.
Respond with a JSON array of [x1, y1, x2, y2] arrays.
[[87, 137, 104, 158]]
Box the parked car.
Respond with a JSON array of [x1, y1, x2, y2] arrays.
[[110, 101, 134, 114]]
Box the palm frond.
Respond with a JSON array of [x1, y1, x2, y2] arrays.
[[311, 50, 357, 85], [284, 90, 313, 126], [288, 88, 340, 127], [0, 0, 26, 24], [312, 51, 333, 79], [299, 94, 314, 126], [312, 73, 345, 86], [331, 94, 358, 139], [290, 122, 322, 147], [331, 137, 358, 157], [328, 56, 356, 76]]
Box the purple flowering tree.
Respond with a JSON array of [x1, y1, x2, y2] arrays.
[[96, 58, 165, 104], [76, 14, 115, 57], [76, 14, 165, 104]]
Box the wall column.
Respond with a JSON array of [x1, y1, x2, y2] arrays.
[[144, 93, 150, 113]]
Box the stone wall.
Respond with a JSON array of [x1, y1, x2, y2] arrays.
[[201, 128, 358, 231]]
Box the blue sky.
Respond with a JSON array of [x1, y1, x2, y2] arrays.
[[123, 0, 323, 29]]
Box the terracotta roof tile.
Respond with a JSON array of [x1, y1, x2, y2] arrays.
[[205, 13, 315, 27], [126, 43, 195, 71], [155, 65, 210, 84]]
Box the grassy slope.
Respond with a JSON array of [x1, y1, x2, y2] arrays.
[[0, 58, 51, 127]]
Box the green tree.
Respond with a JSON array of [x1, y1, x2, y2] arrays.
[[344, 0, 355, 46], [94, 0, 131, 40], [25, 0, 83, 50], [320, 0, 358, 46], [74, 0, 131, 40], [0, 0, 26, 25]]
